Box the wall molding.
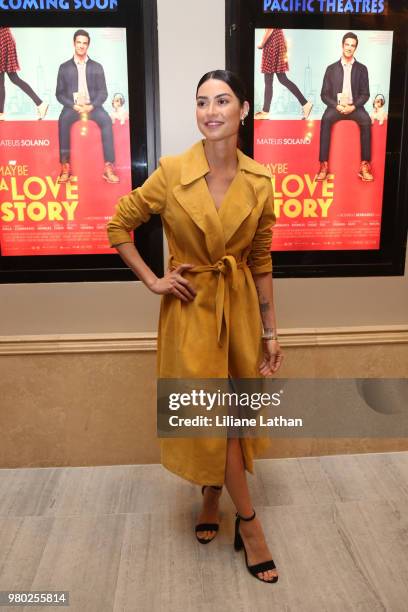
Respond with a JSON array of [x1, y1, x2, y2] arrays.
[[1, 326, 408, 355], [0, 332, 157, 355], [284, 325, 408, 347]]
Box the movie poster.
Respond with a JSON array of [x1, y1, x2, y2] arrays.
[[253, 29, 393, 251], [0, 27, 131, 256]]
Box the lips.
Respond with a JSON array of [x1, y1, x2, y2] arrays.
[[205, 121, 223, 127]]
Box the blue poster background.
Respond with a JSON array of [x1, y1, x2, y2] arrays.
[[3, 27, 129, 120], [254, 29, 393, 120]]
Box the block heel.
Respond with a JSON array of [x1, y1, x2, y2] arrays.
[[234, 528, 243, 551], [234, 509, 278, 583]]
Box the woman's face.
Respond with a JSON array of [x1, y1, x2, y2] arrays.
[[374, 97, 383, 108], [196, 78, 248, 142]]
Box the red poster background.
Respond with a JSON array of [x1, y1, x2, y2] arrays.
[[0, 119, 131, 256], [254, 119, 387, 251]]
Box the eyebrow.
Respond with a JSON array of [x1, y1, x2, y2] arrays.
[[196, 93, 233, 100]]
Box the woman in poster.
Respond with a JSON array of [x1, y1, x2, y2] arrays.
[[255, 28, 313, 120], [0, 27, 48, 120], [107, 70, 282, 583]]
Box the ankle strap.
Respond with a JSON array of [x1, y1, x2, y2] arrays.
[[236, 509, 256, 521]]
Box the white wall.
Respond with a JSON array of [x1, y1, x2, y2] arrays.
[[1, 0, 407, 335]]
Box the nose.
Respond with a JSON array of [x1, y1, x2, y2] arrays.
[[206, 99, 218, 117]]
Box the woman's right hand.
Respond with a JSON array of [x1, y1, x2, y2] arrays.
[[149, 264, 196, 302]]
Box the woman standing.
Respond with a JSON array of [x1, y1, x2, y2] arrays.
[[107, 70, 283, 583], [255, 28, 312, 120], [0, 27, 48, 120]]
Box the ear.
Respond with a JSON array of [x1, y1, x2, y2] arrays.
[[242, 100, 250, 117]]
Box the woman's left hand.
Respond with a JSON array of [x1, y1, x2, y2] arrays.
[[259, 339, 283, 376]]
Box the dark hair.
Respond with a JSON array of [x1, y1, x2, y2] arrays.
[[373, 94, 385, 107], [73, 29, 90, 44], [342, 32, 358, 47], [196, 69, 247, 105]]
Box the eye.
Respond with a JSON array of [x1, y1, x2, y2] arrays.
[[196, 100, 206, 108], [218, 98, 228, 105]]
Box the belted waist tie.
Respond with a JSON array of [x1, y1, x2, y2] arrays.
[[168, 254, 247, 346]]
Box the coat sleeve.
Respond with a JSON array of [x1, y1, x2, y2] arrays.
[[247, 179, 275, 275], [56, 64, 74, 108], [106, 161, 167, 248]]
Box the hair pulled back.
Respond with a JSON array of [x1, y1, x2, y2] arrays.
[[196, 69, 247, 106]]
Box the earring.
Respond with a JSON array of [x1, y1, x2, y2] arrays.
[[241, 113, 247, 126]]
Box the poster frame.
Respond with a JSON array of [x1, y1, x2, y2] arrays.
[[226, 0, 408, 278], [0, 0, 163, 284]]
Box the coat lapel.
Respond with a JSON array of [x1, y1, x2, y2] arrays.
[[172, 140, 271, 259], [172, 140, 225, 261], [335, 60, 343, 96], [219, 149, 270, 245], [350, 60, 358, 100]]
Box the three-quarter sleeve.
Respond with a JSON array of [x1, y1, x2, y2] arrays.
[[247, 180, 276, 274], [106, 162, 167, 248]]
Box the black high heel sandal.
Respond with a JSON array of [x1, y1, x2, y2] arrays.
[[234, 509, 278, 583], [195, 485, 222, 544]]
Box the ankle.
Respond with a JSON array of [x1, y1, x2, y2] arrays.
[[238, 512, 262, 531], [239, 516, 264, 540], [237, 508, 256, 521]]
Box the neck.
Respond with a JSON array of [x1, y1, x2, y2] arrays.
[[203, 135, 239, 174], [342, 54, 353, 64], [74, 54, 86, 63]]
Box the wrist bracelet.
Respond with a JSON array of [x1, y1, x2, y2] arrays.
[[262, 332, 278, 341]]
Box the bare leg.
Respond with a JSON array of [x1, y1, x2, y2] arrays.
[[224, 438, 278, 582]]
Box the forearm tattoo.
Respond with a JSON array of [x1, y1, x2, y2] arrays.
[[255, 284, 271, 315]]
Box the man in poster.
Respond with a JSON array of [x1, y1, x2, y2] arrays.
[[316, 32, 373, 182], [56, 29, 119, 184]]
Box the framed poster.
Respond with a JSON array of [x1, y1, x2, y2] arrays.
[[0, 0, 163, 282], [226, 0, 408, 277]]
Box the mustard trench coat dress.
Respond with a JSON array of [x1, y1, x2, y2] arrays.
[[107, 139, 276, 486]]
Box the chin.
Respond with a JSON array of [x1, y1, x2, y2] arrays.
[[200, 128, 237, 142], [203, 132, 225, 141]]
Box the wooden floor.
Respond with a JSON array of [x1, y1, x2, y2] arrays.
[[0, 452, 408, 611]]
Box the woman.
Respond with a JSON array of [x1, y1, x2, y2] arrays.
[[107, 70, 283, 583], [255, 28, 312, 120], [0, 27, 48, 120]]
